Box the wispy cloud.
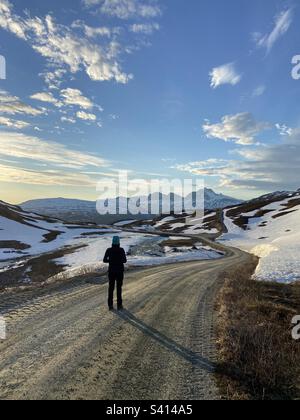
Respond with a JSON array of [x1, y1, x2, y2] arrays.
[[0, 0, 133, 84], [30, 88, 103, 125], [0, 163, 99, 187], [209, 62, 242, 89], [84, 0, 162, 20], [39, 69, 66, 90], [175, 126, 300, 192], [253, 8, 293, 53], [0, 131, 108, 168], [61, 116, 76, 124], [76, 111, 97, 121], [0, 116, 30, 129], [275, 123, 293, 137], [130, 23, 160, 34], [0, 128, 117, 187], [0, 0, 162, 90], [60, 88, 94, 110], [203, 112, 270, 145], [30, 91, 62, 107], [71, 20, 117, 38], [0, 90, 45, 116], [252, 85, 266, 97]]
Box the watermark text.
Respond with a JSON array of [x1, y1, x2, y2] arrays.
[[292, 55, 300, 80], [0, 55, 6, 80], [0, 316, 6, 340], [292, 315, 300, 340], [96, 171, 205, 226]]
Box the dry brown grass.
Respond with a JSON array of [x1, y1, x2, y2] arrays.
[[42, 230, 63, 243], [217, 258, 300, 400], [159, 238, 198, 247], [0, 240, 30, 250], [284, 198, 300, 209], [0, 244, 87, 290], [272, 210, 297, 219]]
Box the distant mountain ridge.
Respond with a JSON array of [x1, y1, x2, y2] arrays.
[[20, 188, 242, 224]]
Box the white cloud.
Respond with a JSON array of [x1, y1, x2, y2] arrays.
[[72, 20, 117, 38], [175, 127, 300, 193], [130, 23, 160, 34], [253, 8, 293, 53], [60, 88, 94, 110], [84, 0, 161, 20], [30, 91, 62, 107], [0, 131, 108, 168], [174, 159, 229, 175], [0, 90, 44, 116], [30, 88, 102, 118], [252, 85, 266, 97], [0, 0, 133, 84], [0, 129, 112, 186], [209, 62, 242, 89], [0, 0, 26, 39], [0, 116, 30, 129], [40, 69, 66, 90], [85, 26, 112, 38], [76, 111, 97, 121], [0, 163, 98, 187], [61, 116, 76, 124], [203, 112, 270, 145], [109, 114, 119, 120], [275, 123, 293, 137]]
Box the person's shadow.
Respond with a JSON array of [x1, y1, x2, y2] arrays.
[[116, 309, 216, 374]]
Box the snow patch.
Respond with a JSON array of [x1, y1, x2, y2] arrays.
[[220, 199, 300, 283]]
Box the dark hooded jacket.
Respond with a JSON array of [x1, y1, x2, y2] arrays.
[[103, 245, 127, 273]]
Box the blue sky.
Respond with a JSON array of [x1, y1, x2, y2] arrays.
[[0, 0, 300, 203]]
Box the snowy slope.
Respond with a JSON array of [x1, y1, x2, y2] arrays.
[[0, 201, 112, 261], [0, 201, 223, 287], [54, 233, 223, 280], [155, 213, 219, 235], [220, 191, 300, 283], [128, 211, 222, 236]]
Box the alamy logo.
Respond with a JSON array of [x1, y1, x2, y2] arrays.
[[292, 55, 300, 80], [0, 316, 6, 340], [292, 316, 300, 340], [0, 55, 6, 80], [96, 171, 205, 226]]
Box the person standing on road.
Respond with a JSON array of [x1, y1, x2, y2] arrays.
[[103, 236, 127, 311]]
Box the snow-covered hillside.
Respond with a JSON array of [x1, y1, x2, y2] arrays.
[[220, 190, 300, 283], [0, 201, 222, 288], [116, 189, 300, 283], [54, 233, 223, 281], [0, 200, 110, 261], [125, 210, 223, 236]]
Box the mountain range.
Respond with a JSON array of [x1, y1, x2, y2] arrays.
[[20, 188, 242, 224]]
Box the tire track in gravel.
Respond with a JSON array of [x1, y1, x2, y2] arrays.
[[0, 234, 252, 400]]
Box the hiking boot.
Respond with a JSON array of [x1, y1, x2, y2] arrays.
[[117, 305, 124, 311], [109, 306, 114, 311]]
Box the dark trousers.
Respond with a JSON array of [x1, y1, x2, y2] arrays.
[[108, 272, 124, 308]]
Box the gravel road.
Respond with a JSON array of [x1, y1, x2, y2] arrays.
[[0, 236, 251, 400]]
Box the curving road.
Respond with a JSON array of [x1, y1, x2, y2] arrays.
[[0, 234, 252, 400]]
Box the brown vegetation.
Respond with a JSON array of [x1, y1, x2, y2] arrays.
[[272, 210, 297, 219], [0, 245, 87, 290], [0, 241, 30, 250], [159, 238, 198, 247], [217, 258, 300, 400], [42, 231, 63, 243]]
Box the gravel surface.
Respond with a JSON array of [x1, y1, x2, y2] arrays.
[[0, 237, 251, 400]]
